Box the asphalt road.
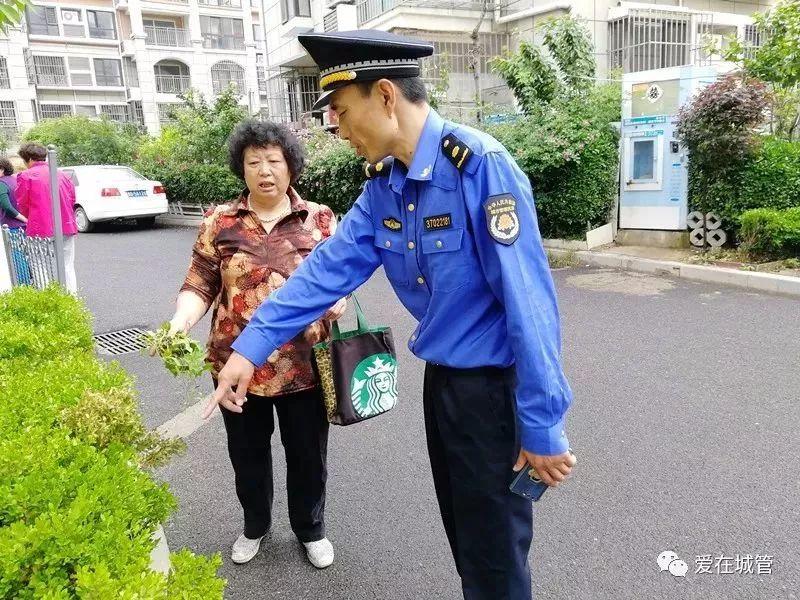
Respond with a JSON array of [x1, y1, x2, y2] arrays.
[[77, 222, 800, 600]]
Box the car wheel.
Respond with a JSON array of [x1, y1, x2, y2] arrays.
[[75, 206, 93, 233], [136, 216, 157, 228]]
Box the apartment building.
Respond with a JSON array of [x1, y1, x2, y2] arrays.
[[0, 0, 270, 139], [262, 0, 774, 128]]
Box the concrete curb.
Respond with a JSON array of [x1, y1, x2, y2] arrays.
[[547, 247, 800, 297], [157, 214, 203, 227], [150, 525, 171, 574]]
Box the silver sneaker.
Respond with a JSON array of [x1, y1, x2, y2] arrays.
[[303, 538, 334, 569], [231, 533, 264, 564]]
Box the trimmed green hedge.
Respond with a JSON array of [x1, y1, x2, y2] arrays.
[[138, 163, 242, 206], [689, 137, 800, 232], [0, 286, 225, 598], [739, 206, 800, 257]]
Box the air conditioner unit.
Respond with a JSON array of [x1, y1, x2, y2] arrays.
[[62, 9, 83, 23]]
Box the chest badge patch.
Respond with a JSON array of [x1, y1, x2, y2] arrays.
[[383, 217, 402, 231], [424, 213, 452, 231], [484, 194, 520, 245]]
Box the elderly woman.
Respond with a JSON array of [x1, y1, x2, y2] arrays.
[[168, 120, 344, 569]]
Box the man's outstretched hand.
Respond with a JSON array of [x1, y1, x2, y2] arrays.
[[513, 448, 576, 487], [203, 351, 255, 419]]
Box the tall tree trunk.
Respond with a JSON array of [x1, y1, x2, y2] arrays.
[[470, 0, 490, 123]]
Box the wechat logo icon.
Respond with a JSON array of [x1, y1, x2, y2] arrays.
[[658, 550, 688, 578]]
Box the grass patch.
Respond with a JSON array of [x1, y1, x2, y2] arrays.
[[548, 250, 581, 269]]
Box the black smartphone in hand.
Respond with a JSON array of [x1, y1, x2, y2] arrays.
[[509, 449, 575, 502], [509, 465, 549, 502]]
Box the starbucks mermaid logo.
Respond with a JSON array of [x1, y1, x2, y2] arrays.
[[350, 353, 398, 418]]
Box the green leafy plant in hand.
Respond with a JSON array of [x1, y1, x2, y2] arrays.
[[141, 324, 211, 404]]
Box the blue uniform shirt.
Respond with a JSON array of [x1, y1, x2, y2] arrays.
[[233, 109, 572, 455]]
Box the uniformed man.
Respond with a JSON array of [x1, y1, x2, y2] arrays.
[[206, 30, 576, 599]]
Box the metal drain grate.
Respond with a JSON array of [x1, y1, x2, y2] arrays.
[[94, 328, 148, 356]]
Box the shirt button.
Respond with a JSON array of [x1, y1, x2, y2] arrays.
[[417, 276, 425, 285], [435, 240, 443, 249], [408, 203, 415, 212], [407, 241, 415, 250], [384, 240, 391, 248]]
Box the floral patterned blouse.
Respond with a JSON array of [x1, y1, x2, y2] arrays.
[[180, 187, 337, 397]]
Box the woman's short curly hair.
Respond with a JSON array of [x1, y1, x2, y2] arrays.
[[228, 119, 305, 183]]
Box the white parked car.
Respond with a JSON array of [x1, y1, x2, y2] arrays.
[[61, 165, 168, 233]]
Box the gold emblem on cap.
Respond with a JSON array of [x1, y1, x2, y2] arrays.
[[320, 70, 358, 90]]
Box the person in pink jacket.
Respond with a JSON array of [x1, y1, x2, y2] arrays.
[[16, 142, 78, 293]]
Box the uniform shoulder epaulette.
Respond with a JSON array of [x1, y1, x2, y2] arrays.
[[442, 133, 473, 171], [364, 157, 393, 179]]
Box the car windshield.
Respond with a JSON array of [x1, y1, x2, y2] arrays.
[[94, 167, 147, 182]]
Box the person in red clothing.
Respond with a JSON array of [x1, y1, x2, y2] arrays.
[[16, 143, 78, 293]]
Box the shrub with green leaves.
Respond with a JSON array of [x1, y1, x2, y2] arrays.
[[141, 163, 242, 206], [295, 128, 366, 215], [22, 116, 143, 167], [487, 84, 621, 239], [0, 285, 93, 360], [739, 206, 800, 257], [0, 287, 224, 598]]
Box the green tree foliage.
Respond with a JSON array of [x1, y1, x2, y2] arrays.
[[719, 0, 800, 140], [22, 116, 143, 167], [0, 0, 27, 32], [489, 16, 620, 238], [136, 86, 247, 170], [492, 16, 595, 113]]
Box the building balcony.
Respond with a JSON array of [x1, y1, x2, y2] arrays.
[[155, 74, 191, 93], [202, 34, 245, 50], [356, 0, 493, 26], [145, 26, 191, 48], [199, 0, 242, 6]]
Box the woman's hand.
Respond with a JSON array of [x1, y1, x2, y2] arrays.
[[322, 298, 347, 321], [168, 314, 191, 336], [149, 314, 191, 356]]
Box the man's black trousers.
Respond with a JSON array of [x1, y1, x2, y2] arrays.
[[424, 363, 534, 600]]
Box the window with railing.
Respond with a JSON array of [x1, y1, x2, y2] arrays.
[[39, 104, 73, 120], [281, 0, 311, 23], [155, 61, 191, 94], [211, 60, 246, 94], [27, 5, 59, 36], [158, 103, 180, 124], [144, 19, 190, 47], [33, 55, 67, 86], [124, 57, 139, 87], [129, 101, 145, 128], [0, 58, 10, 89], [88, 10, 117, 40], [287, 74, 316, 121], [200, 16, 245, 50], [94, 58, 123, 86], [199, 0, 242, 6], [0, 101, 18, 137], [100, 105, 128, 123]]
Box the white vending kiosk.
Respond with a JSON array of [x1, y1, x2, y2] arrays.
[[619, 65, 725, 231]]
